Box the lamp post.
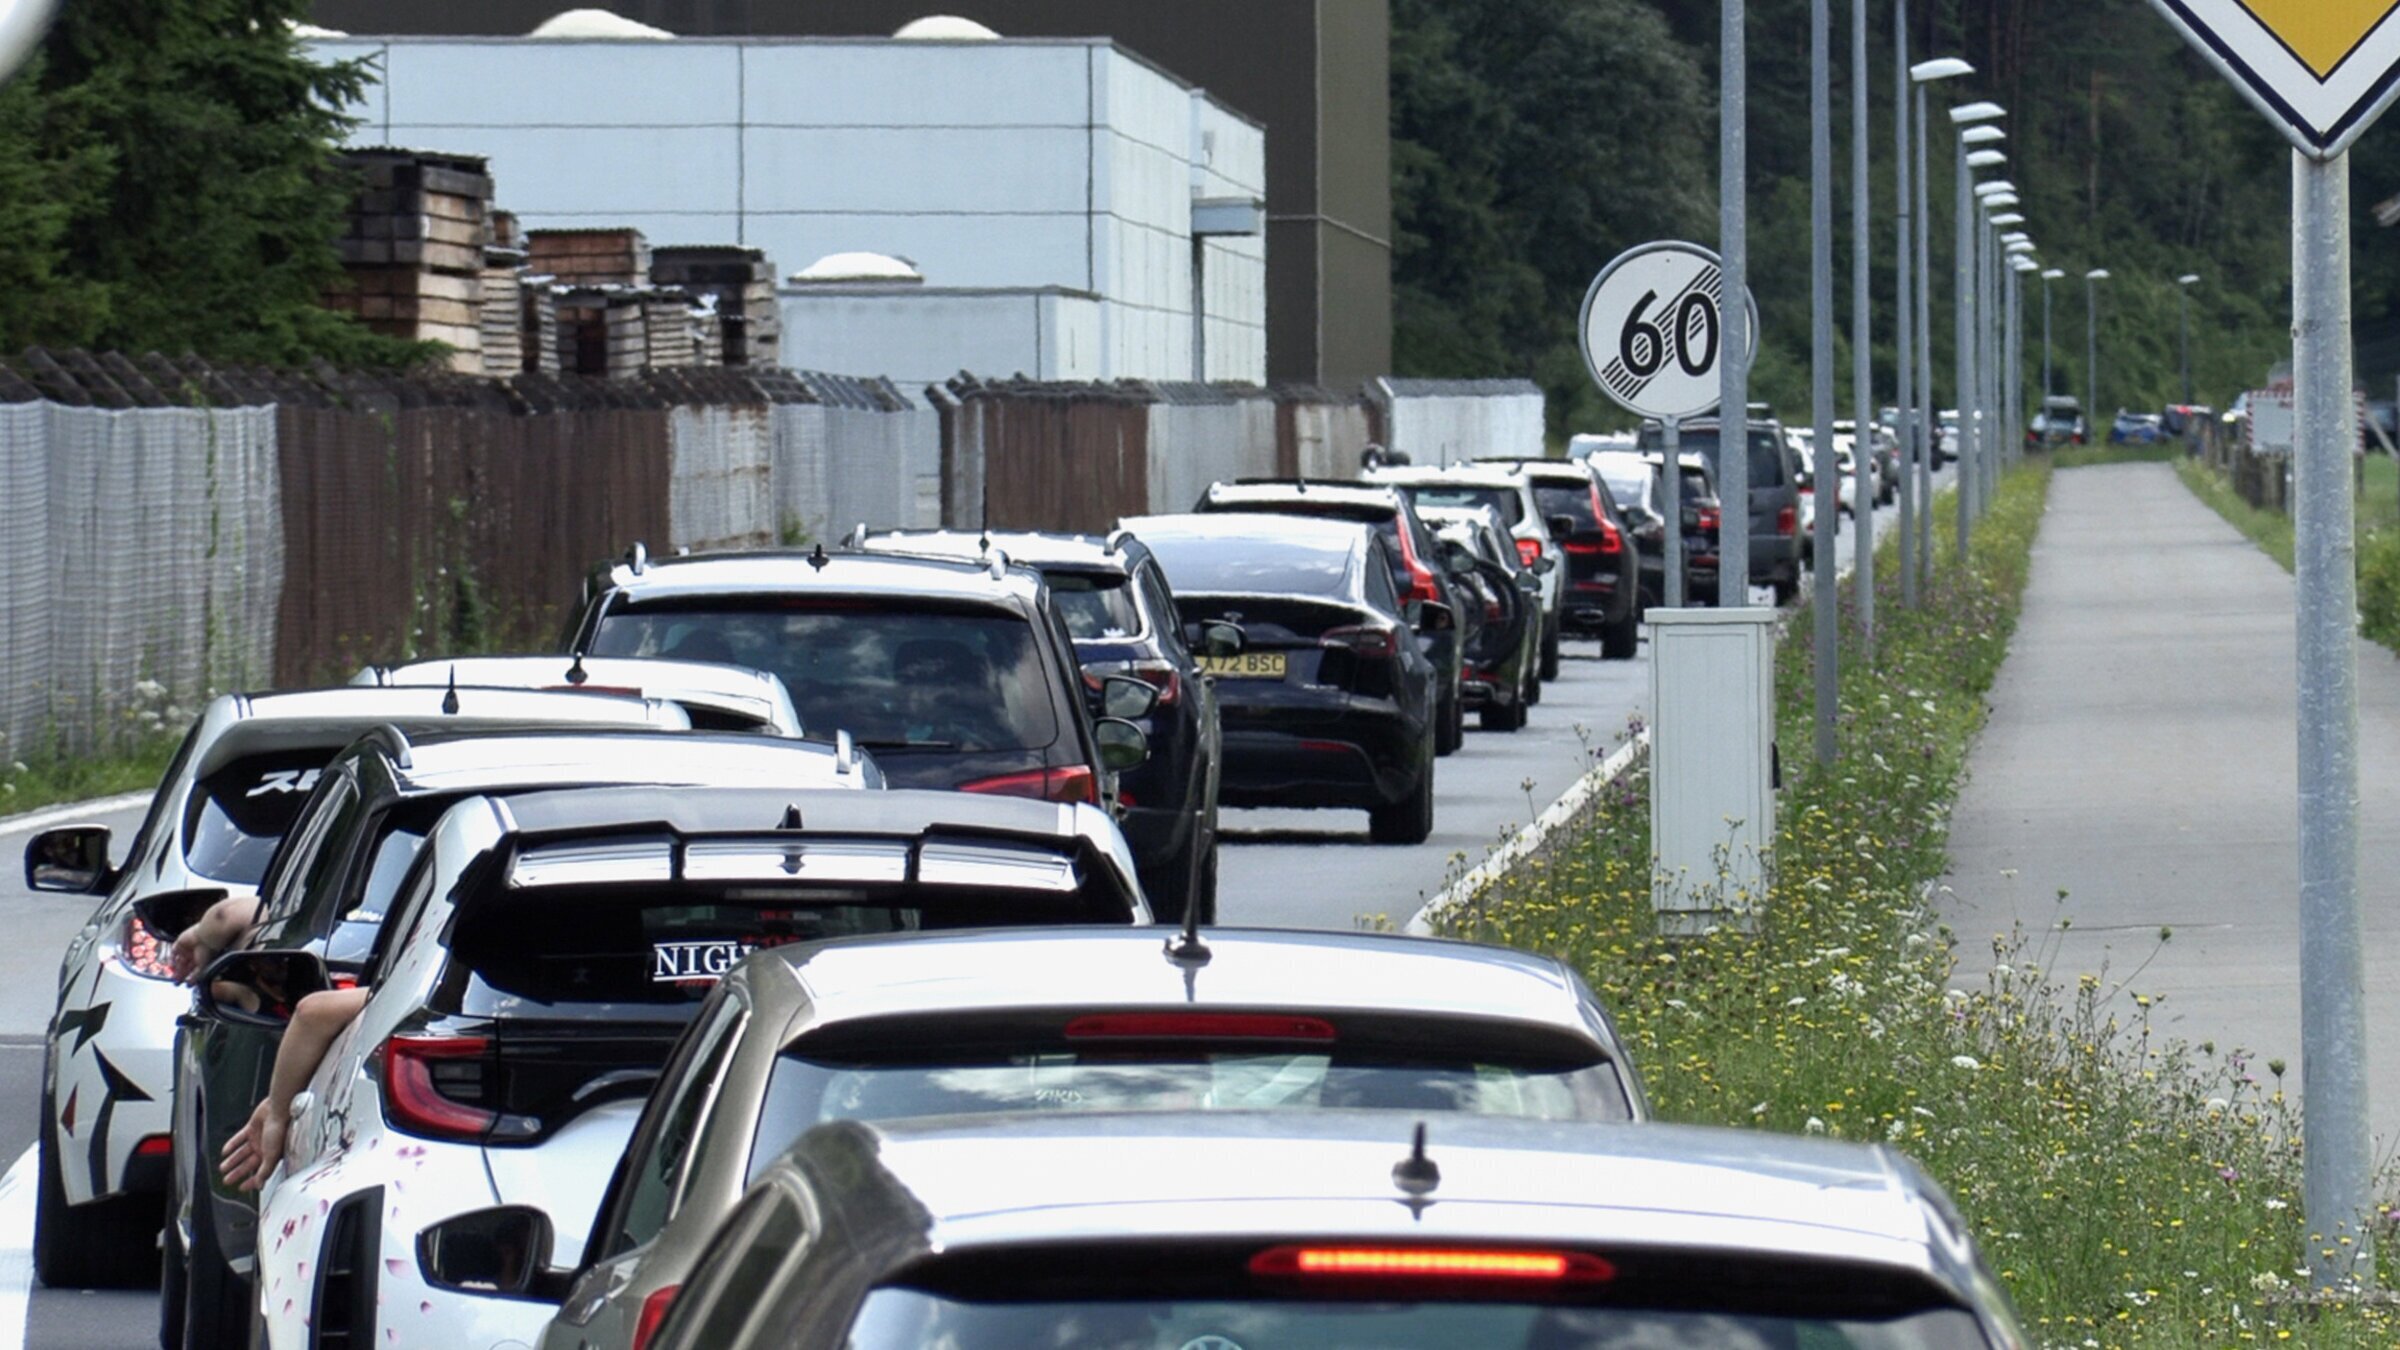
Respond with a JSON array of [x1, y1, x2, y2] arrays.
[[2087, 268, 2111, 444], [2178, 273, 2202, 406], [1909, 58, 1972, 595], [2041, 267, 2065, 412]]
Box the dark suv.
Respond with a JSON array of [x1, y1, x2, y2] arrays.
[[565, 546, 1153, 806], [1637, 416, 1801, 605], [161, 727, 878, 1349], [1193, 480, 1468, 756], [855, 529, 1223, 924]]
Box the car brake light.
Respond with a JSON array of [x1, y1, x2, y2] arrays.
[[1321, 624, 1399, 659], [1776, 506, 1797, 537], [1065, 1013, 1336, 1041], [1514, 538, 1543, 567], [116, 913, 177, 982], [959, 765, 1099, 805], [631, 1284, 681, 1350], [374, 1036, 497, 1141], [1249, 1245, 1616, 1283]]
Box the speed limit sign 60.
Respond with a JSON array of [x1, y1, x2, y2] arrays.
[[1578, 241, 1757, 421]]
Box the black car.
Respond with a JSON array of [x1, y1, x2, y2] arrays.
[[564, 546, 1153, 806], [856, 528, 1223, 924], [1192, 481, 1469, 757], [1124, 513, 1442, 845], [1590, 449, 1721, 608], [1471, 457, 1642, 659], [1637, 415, 1802, 605], [157, 728, 879, 1348]]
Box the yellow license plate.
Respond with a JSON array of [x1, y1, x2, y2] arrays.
[[1198, 652, 1288, 679]]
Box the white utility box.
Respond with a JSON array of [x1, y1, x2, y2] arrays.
[[1648, 607, 1778, 934]]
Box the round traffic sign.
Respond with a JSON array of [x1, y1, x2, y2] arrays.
[[1577, 241, 1756, 421]]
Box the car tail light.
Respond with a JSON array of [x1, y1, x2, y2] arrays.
[[373, 1035, 497, 1141], [1248, 1245, 1615, 1283], [1776, 506, 1797, 537], [116, 912, 177, 982], [1322, 624, 1399, 659], [1514, 538, 1543, 568], [959, 765, 1099, 805], [1065, 1013, 1336, 1041], [631, 1284, 681, 1350]]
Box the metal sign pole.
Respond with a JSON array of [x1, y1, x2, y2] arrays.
[[1893, 0, 1916, 612], [1720, 0, 1750, 606], [1663, 415, 1685, 608], [2293, 146, 2372, 1287], [1811, 0, 1838, 764], [1851, 0, 1874, 661]]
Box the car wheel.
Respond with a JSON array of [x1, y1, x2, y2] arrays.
[[1367, 752, 1436, 846], [34, 1096, 159, 1289], [1479, 693, 1527, 732], [182, 1163, 251, 1350], [1601, 606, 1639, 661], [1434, 691, 1463, 757], [1538, 623, 1562, 681]]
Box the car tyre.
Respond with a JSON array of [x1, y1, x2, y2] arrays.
[[1367, 756, 1436, 846], [182, 1162, 251, 1350], [34, 1096, 159, 1290], [1538, 622, 1562, 681], [1433, 690, 1463, 757], [1600, 606, 1639, 661]]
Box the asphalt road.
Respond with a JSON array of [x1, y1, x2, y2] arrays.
[[0, 479, 1923, 1347]]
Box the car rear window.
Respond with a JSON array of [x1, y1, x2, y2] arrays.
[[589, 602, 1058, 753], [1143, 533, 1356, 600], [1045, 571, 1143, 640], [1399, 484, 1525, 528], [182, 751, 337, 885], [843, 1293, 1995, 1349]]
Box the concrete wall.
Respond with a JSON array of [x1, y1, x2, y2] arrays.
[[310, 36, 1267, 384]]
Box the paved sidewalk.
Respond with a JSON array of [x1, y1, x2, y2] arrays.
[[1944, 462, 2400, 1147]]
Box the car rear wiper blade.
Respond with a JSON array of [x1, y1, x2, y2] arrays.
[[855, 739, 960, 750]]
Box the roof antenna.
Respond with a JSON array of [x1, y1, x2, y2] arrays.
[[440, 666, 460, 715], [808, 543, 829, 572], [565, 651, 589, 685], [1391, 1122, 1440, 1200], [1163, 897, 1210, 967]]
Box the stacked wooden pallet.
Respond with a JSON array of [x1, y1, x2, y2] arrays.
[[326, 150, 493, 373], [649, 246, 781, 366]]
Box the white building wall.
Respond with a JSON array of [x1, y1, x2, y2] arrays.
[[312, 36, 1266, 384]]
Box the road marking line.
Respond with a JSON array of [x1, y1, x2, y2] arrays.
[[1405, 729, 1650, 936], [0, 792, 152, 840], [0, 1144, 35, 1350]]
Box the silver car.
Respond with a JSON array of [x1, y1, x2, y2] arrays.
[[350, 654, 805, 736], [526, 926, 1645, 1350], [624, 1112, 2030, 1350]]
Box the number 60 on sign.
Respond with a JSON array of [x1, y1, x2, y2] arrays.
[[1577, 241, 1758, 421]]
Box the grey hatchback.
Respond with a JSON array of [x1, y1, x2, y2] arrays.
[[517, 926, 1644, 1350], [635, 1111, 2031, 1349]]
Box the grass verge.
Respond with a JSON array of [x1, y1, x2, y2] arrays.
[[1438, 462, 2400, 1346]]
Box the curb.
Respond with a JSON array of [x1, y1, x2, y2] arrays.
[[1403, 729, 1650, 936], [0, 791, 153, 838]]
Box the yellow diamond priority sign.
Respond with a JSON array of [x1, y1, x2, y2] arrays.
[[2149, 0, 2400, 155]]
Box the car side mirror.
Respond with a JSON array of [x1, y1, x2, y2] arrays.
[[418, 1205, 574, 1303], [25, 826, 112, 894], [194, 949, 332, 1029], [1187, 621, 1244, 658], [132, 888, 232, 942], [1100, 674, 1160, 721], [1546, 515, 1579, 542], [1094, 717, 1151, 773]]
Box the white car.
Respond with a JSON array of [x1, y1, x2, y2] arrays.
[[1360, 463, 1565, 674], [18, 686, 686, 1289], [247, 786, 1152, 1350]]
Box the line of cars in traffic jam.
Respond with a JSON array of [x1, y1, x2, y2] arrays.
[[17, 458, 2030, 1349]]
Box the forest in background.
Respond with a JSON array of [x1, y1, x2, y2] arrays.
[[1393, 0, 2400, 435]]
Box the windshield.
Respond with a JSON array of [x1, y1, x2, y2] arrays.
[[1046, 571, 1143, 640], [182, 751, 337, 885], [1398, 484, 1525, 528], [747, 1047, 1628, 1181], [589, 602, 1058, 752], [844, 1292, 1995, 1349]]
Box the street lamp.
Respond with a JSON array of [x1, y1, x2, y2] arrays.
[[2041, 268, 2065, 401], [2178, 273, 2202, 405], [1950, 100, 2006, 552], [2086, 268, 2111, 443], [1909, 58, 1972, 589]]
